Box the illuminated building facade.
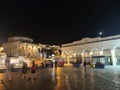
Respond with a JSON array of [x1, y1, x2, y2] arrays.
[[2, 36, 60, 59], [3, 36, 41, 58], [0, 36, 60, 68], [61, 35, 120, 66]]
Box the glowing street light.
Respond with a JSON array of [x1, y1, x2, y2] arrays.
[[99, 32, 102, 35], [99, 32, 103, 37]]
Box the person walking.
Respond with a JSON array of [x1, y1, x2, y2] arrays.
[[30, 60, 37, 80], [4, 57, 11, 81], [83, 60, 87, 72], [29, 60, 37, 86], [31, 60, 36, 73], [21, 62, 28, 79]]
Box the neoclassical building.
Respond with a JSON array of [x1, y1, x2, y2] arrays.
[[0, 36, 60, 68], [61, 35, 120, 66], [3, 36, 42, 58], [2, 36, 60, 59]]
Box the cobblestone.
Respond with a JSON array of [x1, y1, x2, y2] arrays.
[[0, 65, 120, 90]]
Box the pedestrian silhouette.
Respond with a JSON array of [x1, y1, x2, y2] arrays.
[[4, 57, 11, 81], [83, 60, 87, 72], [21, 62, 28, 79]]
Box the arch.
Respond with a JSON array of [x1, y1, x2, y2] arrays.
[[84, 49, 90, 57], [90, 48, 101, 56], [101, 46, 111, 53], [83, 49, 91, 64], [62, 51, 69, 56], [81, 49, 86, 54], [113, 45, 120, 50], [74, 50, 81, 55], [102, 47, 112, 65]]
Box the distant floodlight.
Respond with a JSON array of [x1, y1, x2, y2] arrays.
[[99, 32, 102, 35], [99, 32, 103, 37]]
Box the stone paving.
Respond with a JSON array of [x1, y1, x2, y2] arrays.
[[64, 66, 120, 90], [0, 65, 120, 90]]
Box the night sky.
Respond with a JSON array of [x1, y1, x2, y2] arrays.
[[0, 1, 120, 45]]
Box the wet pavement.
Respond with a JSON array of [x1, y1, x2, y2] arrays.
[[0, 65, 120, 90]]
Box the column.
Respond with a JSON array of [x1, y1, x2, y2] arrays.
[[73, 54, 76, 63], [111, 49, 116, 66], [67, 55, 70, 64], [81, 53, 84, 65]]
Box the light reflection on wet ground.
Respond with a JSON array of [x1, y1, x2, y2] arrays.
[[0, 73, 6, 90], [0, 65, 120, 90]]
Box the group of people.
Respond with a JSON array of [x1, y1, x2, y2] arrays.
[[4, 58, 37, 81], [21, 60, 36, 79], [4, 57, 87, 83]]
